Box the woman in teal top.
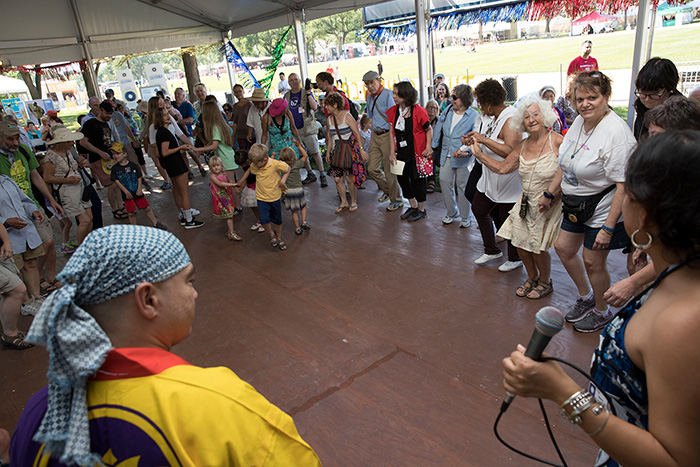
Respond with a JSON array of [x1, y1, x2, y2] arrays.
[[262, 98, 301, 160]]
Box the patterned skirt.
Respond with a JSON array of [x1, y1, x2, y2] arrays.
[[327, 134, 367, 187], [283, 187, 306, 211]]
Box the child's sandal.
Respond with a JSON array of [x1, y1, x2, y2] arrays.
[[270, 236, 280, 248], [226, 231, 243, 241], [278, 240, 287, 251]]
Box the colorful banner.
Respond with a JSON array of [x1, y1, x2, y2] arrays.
[[116, 68, 139, 108], [257, 25, 293, 97], [23, 99, 55, 125], [144, 63, 168, 94], [1, 98, 24, 121], [220, 40, 260, 90]]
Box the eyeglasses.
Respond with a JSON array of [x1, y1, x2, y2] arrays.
[[451, 95, 459, 100], [635, 90, 665, 100]]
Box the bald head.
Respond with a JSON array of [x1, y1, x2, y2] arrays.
[[89, 97, 100, 113], [689, 86, 700, 103]]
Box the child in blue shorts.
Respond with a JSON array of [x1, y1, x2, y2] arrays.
[[235, 143, 290, 250]]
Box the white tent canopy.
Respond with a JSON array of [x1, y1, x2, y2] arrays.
[[1, 0, 381, 67]]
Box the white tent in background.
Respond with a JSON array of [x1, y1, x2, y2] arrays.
[[0, 76, 31, 100]]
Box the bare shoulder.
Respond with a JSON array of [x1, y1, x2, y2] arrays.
[[551, 131, 564, 145]]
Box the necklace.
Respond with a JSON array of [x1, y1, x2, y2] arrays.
[[570, 109, 609, 159]]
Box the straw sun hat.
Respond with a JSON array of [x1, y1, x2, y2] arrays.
[[47, 125, 83, 145]]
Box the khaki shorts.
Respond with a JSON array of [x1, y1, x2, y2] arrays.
[[0, 258, 23, 294], [33, 214, 53, 244], [300, 133, 320, 156], [13, 243, 45, 270]]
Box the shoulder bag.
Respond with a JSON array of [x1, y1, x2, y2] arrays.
[[330, 114, 353, 169]]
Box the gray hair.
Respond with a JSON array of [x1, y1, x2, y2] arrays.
[[452, 84, 474, 107], [510, 96, 557, 133], [426, 99, 439, 109]]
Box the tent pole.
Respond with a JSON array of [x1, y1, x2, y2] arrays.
[[222, 32, 237, 102], [293, 9, 309, 85], [646, 6, 657, 61], [426, 0, 434, 99], [69, 0, 100, 99], [627, 0, 650, 129], [415, 0, 429, 106]]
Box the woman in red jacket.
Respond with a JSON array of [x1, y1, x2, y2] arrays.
[[388, 82, 433, 222]]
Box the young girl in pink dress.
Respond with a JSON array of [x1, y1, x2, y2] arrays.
[[209, 156, 242, 241]]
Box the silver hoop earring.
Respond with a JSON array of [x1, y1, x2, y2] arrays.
[[631, 229, 652, 251]]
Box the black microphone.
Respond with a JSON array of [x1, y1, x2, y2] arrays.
[[500, 306, 565, 413]]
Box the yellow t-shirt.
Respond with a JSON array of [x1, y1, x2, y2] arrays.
[[251, 158, 288, 202]]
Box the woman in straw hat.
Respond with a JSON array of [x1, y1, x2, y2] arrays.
[[246, 88, 271, 145], [42, 125, 93, 250]]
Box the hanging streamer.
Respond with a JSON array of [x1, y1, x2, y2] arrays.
[[257, 25, 294, 97], [220, 40, 261, 89], [527, 0, 685, 20], [0, 61, 86, 81], [363, 3, 528, 42]]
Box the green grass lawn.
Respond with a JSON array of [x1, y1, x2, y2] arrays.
[[167, 22, 700, 93]]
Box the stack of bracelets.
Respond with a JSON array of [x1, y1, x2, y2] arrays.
[[559, 389, 610, 436]]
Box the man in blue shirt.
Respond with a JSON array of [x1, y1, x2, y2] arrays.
[[363, 70, 402, 211], [172, 87, 196, 140], [284, 73, 327, 187]]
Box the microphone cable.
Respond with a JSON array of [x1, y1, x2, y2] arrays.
[[493, 356, 611, 467]]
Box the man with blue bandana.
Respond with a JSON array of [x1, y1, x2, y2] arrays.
[[11, 225, 321, 466]]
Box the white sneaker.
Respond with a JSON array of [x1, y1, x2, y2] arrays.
[[459, 219, 472, 228], [190, 208, 200, 217], [474, 252, 503, 265], [251, 222, 262, 231], [498, 260, 524, 272], [21, 296, 45, 316], [442, 214, 459, 224]]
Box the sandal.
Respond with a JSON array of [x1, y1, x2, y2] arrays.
[[295, 227, 303, 235], [270, 236, 280, 248], [1, 330, 34, 350], [39, 278, 61, 296], [112, 208, 128, 220], [226, 231, 243, 241], [349, 204, 358, 212], [516, 278, 538, 297], [527, 280, 553, 300], [278, 240, 287, 251], [335, 205, 349, 214]]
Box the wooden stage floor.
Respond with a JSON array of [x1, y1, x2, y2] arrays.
[[1, 172, 630, 466]]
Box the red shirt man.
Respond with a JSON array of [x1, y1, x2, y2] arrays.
[[567, 40, 599, 75]]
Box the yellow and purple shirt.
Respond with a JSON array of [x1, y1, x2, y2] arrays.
[[11, 347, 321, 466]]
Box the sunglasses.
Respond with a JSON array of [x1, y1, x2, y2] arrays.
[[451, 95, 459, 100]]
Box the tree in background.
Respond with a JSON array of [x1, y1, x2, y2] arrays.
[[309, 10, 363, 56]]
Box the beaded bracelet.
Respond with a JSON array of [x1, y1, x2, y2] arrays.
[[543, 190, 555, 200]]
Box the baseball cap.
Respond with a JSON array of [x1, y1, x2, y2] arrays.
[[0, 120, 21, 136], [46, 110, 59, 117]]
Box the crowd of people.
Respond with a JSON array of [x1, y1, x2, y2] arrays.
[[1, 49, 700, 466]]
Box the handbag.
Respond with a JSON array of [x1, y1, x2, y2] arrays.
[[562, 185, 616, 224], [330, 115, 354, 169]]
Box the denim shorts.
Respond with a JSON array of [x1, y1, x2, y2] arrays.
[[560, 219, 630, 251], [257, 199, 282, 225]]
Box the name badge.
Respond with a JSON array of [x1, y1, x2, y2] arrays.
[[298, 107, 303, 113], [399, 140, 408, 148]]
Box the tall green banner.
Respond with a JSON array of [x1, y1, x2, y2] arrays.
[[258, 25, 293, 97]]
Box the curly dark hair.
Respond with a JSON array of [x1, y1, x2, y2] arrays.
[[393, 81, 417, 107], [474, 79, 506, 107], [643, 96, 700, 132], [626, 130, 700, 260], [324, 92, 345, 111]]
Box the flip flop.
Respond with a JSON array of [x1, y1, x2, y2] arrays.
[[335, 206, 349, 214], [112, 209, 128, 220], [348, 204, 358, 212]]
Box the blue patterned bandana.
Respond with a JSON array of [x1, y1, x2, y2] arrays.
[[26, 225, 191, 465]]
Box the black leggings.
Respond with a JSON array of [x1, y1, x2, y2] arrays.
[[397, 175, 426, 202], [472, 190, 519, 261]]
